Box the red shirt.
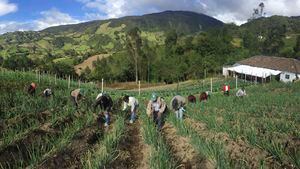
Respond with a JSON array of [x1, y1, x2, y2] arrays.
[[223, 85, 230, 91]]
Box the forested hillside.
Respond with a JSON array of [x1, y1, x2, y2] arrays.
[[0, 11, 300, 83]]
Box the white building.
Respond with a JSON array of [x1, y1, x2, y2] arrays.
[[223, 56, 300, 83]]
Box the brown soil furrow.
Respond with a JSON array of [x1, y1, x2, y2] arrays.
[[184, 118, 281, 168], [35, 123, 103, 169], [161, 123, 214, 169], [107, 120, 150, 169], [0, 110, 52, 139], [0, 114, 76, 169]]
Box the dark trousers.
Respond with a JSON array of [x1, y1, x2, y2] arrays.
[[153, 111, 163, 129], [71, 96, 78, 108]]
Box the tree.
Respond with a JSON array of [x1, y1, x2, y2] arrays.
[[294, 35, 300, 56], [263, 24, 286, 55], [126, 27, 142, 83]]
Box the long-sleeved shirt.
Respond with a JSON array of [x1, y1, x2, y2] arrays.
[[123, 97, 139, 112], [170, 95, 186, 111], [146, 97, 166, 116]]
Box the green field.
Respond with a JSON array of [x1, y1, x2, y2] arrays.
[[0, 70, 299, 169]]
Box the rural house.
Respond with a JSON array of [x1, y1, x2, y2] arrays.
[[223, 56, 300, 83]]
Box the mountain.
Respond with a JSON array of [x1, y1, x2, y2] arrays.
[[241, 15, 300, 34], [0, 11, 223, 71], [42, 11, 223, 35]]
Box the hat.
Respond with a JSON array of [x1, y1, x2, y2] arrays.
[[151, 93, 157, 101]]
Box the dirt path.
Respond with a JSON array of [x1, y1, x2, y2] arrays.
[[184, 118, 280, 168], [161, 123, 214, 169], [0, 114, 76, 168], [107, 120, 150, 169]]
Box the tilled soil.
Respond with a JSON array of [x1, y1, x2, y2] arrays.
[[0, 110, 52, 139], [184, 118, 282, 169], [161, 123, 214, 169], [107, 120, 150, 169], [0, 114, 76, 168], [35, 123, 104, 169]]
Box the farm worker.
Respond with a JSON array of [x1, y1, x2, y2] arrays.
[[146, 93, 166, 130], [70, 88, 85, 109], [27, 82, 37, 95], [170, 95, 186, 119], [187, 95, 196, 103], [94, 92, 113, 127], [236, 87, 246, 98], [41, 88, 53, 98], [223, 83, 230, 96], [122, 95, 139, 124], [199, 92, 209, 102]]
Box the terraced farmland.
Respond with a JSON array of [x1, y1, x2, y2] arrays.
[[0, 70, 299, 169]]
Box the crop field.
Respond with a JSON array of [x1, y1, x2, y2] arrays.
[[0, 70, 299, 169]]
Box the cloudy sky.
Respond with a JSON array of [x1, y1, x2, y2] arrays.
[[0, 0, 300, 34]]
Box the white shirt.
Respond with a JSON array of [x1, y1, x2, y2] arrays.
[[43, 88, 52, 95], [96, 93, 103, 100], [123, 97, 139, 112]]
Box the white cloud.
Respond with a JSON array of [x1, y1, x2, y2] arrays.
[[77, 0, 300, 25], [34, 8, 81, 30], [0, 0, 17, 16], [0, 8, 81, 34]]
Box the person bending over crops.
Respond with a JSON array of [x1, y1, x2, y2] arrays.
[[170, 95, 186, 119], [222, 83, 230, 96], [94, 92, 113, 127], [70, 88, 85, 109], [122, 95, 139, 124], [236, 87, 246, 98], [187, 95, 196, 103], [199, 92, 209, 102], [147, 93, 166, 130], [27, 82, 37, 96], [40, 88, 53, 98]]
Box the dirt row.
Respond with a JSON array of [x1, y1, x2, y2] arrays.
[[0, 110, 52, 139], [184, 118, 283, 168], [35, 121, 103, 169], [161, 122, 215, 169], [0, 113, 76, 168], [106, 120, 151, 169]]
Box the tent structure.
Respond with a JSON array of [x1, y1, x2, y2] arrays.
[[227, 64, 281, 78]]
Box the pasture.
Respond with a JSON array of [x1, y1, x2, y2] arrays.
[[0, 70, 299, 169]]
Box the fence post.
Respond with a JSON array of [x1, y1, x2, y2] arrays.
[[235, 75, 238, 89], [68, 75, 71, 89], [101, 78, 104, 93], [138, 80, 141, 96], [210, 78, 212, 93], [38, 71, 41, 83]]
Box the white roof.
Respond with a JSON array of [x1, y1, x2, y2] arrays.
[[227, 64, 281, 78]]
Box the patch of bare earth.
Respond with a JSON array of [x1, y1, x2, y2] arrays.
[[161, 123, 214, 169], [74, 54, 111, 75], [184, 118, 282, 168], [106, 120, 151, 169]]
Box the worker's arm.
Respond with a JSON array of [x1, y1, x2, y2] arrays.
[[158, 100, 166, 115], [122, 102, 127, 111]]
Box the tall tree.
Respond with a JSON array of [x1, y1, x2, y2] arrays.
[[263, 24, 286, 55], [294, 35, 300, 57], [126, 27, 142, 83]]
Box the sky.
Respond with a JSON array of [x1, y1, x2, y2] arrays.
[[0, 0, 300, 34]]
